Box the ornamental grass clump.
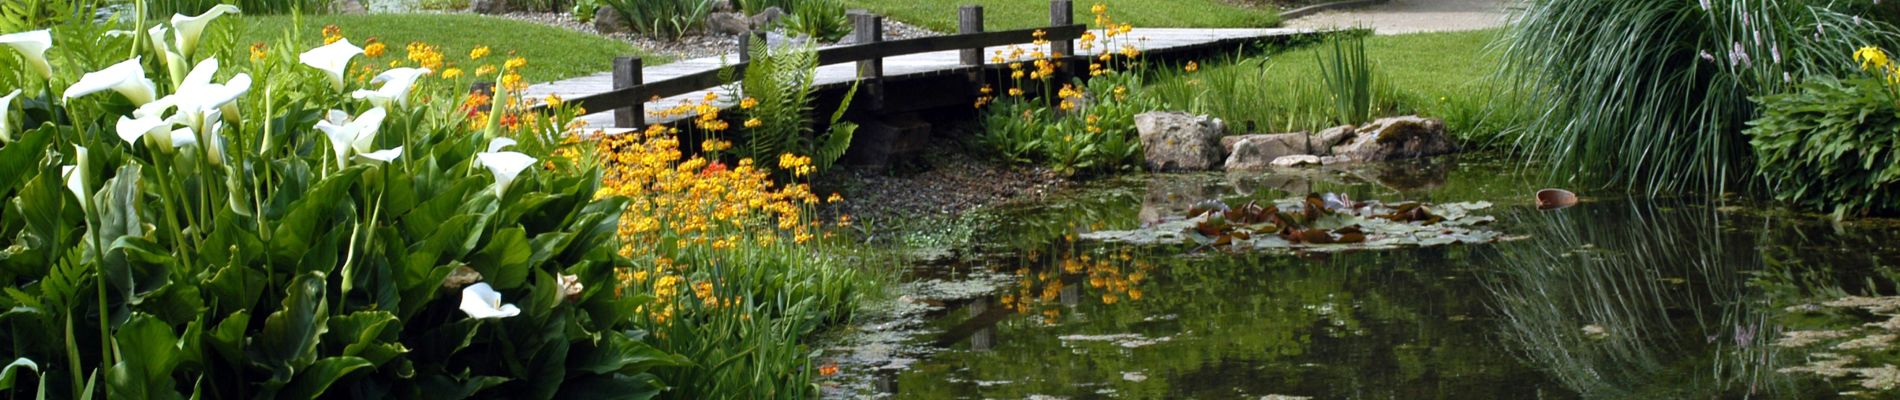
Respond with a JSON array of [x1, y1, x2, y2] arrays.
[[1500, 0, 1900, 195], [1743, 46, 1900, 218], [0, 6, 688, 398]]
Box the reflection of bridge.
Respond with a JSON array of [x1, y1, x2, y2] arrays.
[[524, 1, 1312, 131]]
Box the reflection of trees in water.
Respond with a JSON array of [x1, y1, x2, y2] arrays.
[[1484, 201, 1789, 398]]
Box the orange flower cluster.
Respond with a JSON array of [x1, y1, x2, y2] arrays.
[[321, 25, 343, 45], [404, 41, 445, 71]]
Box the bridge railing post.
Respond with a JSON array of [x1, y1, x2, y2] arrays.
[[851, 10, 885, 110], [958, 5, 985, 66], [612, 56, 643, 128], [1049, 0, 1074, 57]]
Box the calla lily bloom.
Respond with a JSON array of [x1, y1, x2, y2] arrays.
[[65, 57, 158, 105], [168, 58, 251, 127], [170, 5, 240, 60], [148, 25, 186, 85], [62, 145, 90, 213], [315, 108, 390, 166], [0, 30, 53, 79], [475, 150, 535, 197], [300, 39, 364, 91], [458, 282, 521, 319], [357, 147, 403, 163], [486, 137, 517, 153], [116, 114, 175, 148], [352, 68, 430, 108], [1, 89, 19, 143]]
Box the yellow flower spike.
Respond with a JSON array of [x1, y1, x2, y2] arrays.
[[248, 42, 268, 62], [504, 57, 527, 70], [1008, 88, 1024, 97], [740, 97, 758, 109], [365, 42, 387, 58], [744, 118, 762, 128], [544, 94, 563, 108], [1091, 3, 1107, 15], [1185, 61, 1198, 73], [469, 46, 491, 60], [475, 64, 497, 77], [441, 67, 463, 79]]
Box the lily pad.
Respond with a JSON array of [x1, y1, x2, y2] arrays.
[[1080, 195, 1505, 252]]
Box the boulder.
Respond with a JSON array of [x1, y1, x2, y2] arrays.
[[1315, 125, 1356, 148], [1270, 155, 1322, 168], [1330, 116, 1457, 162], [705, 12, 750, 36], [469, 0, 511, 14], [750, 7, 786, 30], [331, 0, 367, 15], [1136, 112, 1226, 172], [1220, 132, 1308, 154], [594, 7, 630, 35], [1223, 133, 1315, 171]]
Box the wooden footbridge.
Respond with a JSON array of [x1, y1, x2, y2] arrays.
[[524, 1, 1314, 130]]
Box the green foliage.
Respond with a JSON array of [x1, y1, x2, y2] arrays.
[[1744, 77, 1900, 217], [602, 0, 716, 40], [1315, 34, 1373, 126], [736, 39, 856, 172], [737, 0, 797, 15], [0, 16, 686, 399], [0, 0, 92, 32], [146, 0, 331, 17], [239, 13, 649, 83], [782, 0, 849, 43], [1500, 0, 1900, 195], [569, 0, 600, 22], [981, 72, 1155, 176]]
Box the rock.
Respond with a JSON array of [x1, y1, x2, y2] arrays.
[[750, 7, 786, 30], [331, 0, 367, 15], [706, 12, 750, 36], [844, 114, 932, 169], [1136, 112, 1226, 171], [1221, 132, 1308, 154], [1320, 155, 1352, 165], [765, 31, 811, 48], [1330, 116, 1457, 162], [1222, 133, 1315, 171], [1315, 125, 1356, 148], [594, 7, 630, 35], [468, 0, 511, 14], [1270, 155, 1322, 168]]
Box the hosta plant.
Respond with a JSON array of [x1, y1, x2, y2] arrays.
[[0, 5, 684, 399]]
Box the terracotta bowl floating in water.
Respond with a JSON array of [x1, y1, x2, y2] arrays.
[[1536, 189, 1578, 210]]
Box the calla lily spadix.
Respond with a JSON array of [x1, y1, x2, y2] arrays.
[[300, 39, 364, 91], [0, 30, 53, 79], [170, 5, 240, 60], [458, 282, 520, 319], [475, 149, 536, 197], [352, 68, 430, 108], [1, 89, 19, 143], [65, 57, 158, 105], [315, 107, 390, 166]]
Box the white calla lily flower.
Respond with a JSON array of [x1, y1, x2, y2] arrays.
[[315, 108, 389, 166], [170, 4, 240, 60], [0, 30, 53, 79], [65, 57, 158, 105], [486, 137, 518, 153], [115, 114, 174, 147], [147, 25, 186, 84], [475, 151, 536, 197], [351, 67, 430, 108], [300, 39, 364, 91], [62, 145, 90, 213], [1, 89, 19, 143], [458, 282, 521, 319], [357, 147, 403, 163]]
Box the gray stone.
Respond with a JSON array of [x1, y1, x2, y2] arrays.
[[765, 31, 811, 48], [750, 7, 786, 30], [1329, 115, 1458, 162], [331, 0, 367, 15], [1136, 112, 1226, 171], [1223, 133, 1316, 171], [594, 7, 630, 35], [844, 114, 932, 169], [1270, 155, 1322, 168], [706, 12, 750, 36], [468, 0, 511, 14], [1315, 125, 1356, 148], [1221, 132, 1308, 154]]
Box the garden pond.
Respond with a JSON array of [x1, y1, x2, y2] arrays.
[[817, 154, 1900, 399]]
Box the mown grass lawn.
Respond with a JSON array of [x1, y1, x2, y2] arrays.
[[238, 13, 653, 82], [840, 0, 1282, 32]]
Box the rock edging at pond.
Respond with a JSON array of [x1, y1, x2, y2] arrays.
[[1134, 112, 1460, 172], [1083, 194, 1503, 253]]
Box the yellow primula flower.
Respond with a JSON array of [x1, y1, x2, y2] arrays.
[[469, 46, 491, 60], [505, 57, 528, 70], [365, 42, 387, 58], [442, 67, 464, 79], [744, 118, 763, 128]]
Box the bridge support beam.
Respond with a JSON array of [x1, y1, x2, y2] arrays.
[[612, 56, 642, 128]]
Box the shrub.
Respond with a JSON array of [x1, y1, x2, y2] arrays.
[[0, 11, 686, 399], [737, 0, 798, 16], [1500, 0, 1900, 195], [1744, 75, 1900, 217], [783, 0, 849, 43], [602, 0, 715, 39], [147, 0, 332, 17], [0, 0, 92, 32]]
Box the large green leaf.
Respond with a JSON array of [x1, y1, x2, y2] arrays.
[[567, 331, 689, 375], [470, 227, 530, 289], [0, 125, 53, 193], [276, 356, 371, 400], [107, 313, 182, 399], [322, 311, 406, 366], [270, 168, 363, 267], [0, 358, 38, 391], [255, 273, 329, 386]]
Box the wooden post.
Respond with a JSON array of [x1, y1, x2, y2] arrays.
[[738, 31, 757, 63], [612, 56, 643, 128], [851, 11, 885, 110], [958, 6, 985, 66], [1049, 0, 1074, 57]]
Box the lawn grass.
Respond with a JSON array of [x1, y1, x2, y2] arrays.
[[1144, 29, 1526, 144], [237, 13, 652, 82], [839, 0, 1282, 32]]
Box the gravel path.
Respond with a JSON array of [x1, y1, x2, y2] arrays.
[[495, 11, 943, 61], [1283, 0, 1514, 35]]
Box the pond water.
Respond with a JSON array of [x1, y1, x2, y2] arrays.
[[820, 154, 1900, 399]]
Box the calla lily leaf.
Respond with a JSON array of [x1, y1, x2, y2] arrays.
[[0, 30, 52, 78], [65, 57, 158, 105], [458, 283, 520, 319], [300, 39, 364, 91]]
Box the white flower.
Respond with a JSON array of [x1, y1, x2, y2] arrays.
[[486, 137, 517, 153], [356, 147, 403, 163], [351, 68, 430, 108], [314, 107, 393, 166], [559, 274, 584, 301], [148, 25, 186, 84], [299, 39, 364, 91], [115, 114, 174, 147], [170, 4, 240, 60], [61, 145, 90, 213], [65, 58, 158, 105], [0, 89, 19, 143], [475, 150, 535, 197], [162, 58, 250, 130], [458, 282, 521, 319], [0, 30, 52, 79]]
